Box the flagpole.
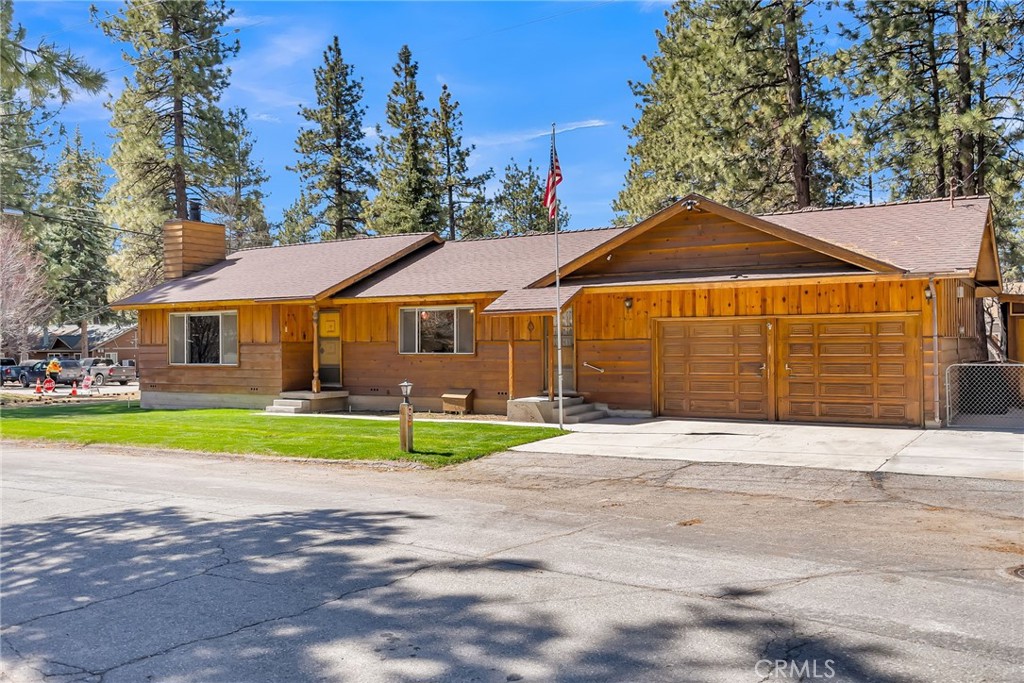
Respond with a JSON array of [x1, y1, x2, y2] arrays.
[[551, 122, 564, 430]]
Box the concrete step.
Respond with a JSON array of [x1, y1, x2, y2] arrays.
[[562, 409, 608, 424], [562, 402, 599, 416], [272, 399, 311, 409], [265, 405, 305, 414]]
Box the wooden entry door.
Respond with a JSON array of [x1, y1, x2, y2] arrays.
[[318, 310, 342, 387], [658, 319, 770, 419], [777, 316, 922, 426]]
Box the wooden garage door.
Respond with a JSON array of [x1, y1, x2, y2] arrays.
[[659, 320, 769, 419], [777, 316, 922, 426]]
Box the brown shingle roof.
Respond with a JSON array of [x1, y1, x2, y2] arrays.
[[336, 227, 629, 299], [760, 196, 990, 274], [115, 233, 439, 306]]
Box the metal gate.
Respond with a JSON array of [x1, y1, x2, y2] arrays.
[[945, 362, 1024, 428]]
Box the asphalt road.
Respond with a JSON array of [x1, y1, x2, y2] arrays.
[[2, 443, 1022, 682]]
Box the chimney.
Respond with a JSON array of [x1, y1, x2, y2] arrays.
[[163, 217, 226, 280]]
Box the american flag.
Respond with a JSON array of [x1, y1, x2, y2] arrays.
[[543, 131, 562, 221]]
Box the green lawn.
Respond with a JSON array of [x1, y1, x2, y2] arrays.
[[0, 403, 560, 467]]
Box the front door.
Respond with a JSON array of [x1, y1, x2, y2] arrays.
[[545, 307, 576, 393], [318, 310, 342, 387]]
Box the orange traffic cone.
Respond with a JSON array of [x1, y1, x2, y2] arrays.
[[70, 381, 78, 397], [34, 378, 42, 394]]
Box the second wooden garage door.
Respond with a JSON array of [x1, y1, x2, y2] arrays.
[[777, 316, 922, 426], [659, 320, 769, 419]]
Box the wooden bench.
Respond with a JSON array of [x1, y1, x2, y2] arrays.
[[441, 389, 474, 415]]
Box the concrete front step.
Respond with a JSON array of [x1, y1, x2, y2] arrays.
[[562, 409, 608, 424], [265, 405, 305, 414]]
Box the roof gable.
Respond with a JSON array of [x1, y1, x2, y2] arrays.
[[531, 194, 899, 288], [566, 209, 865, 283]]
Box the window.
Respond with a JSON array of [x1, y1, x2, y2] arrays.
[[169, 312, 238, 365], [399, 306, 474, 354], [105, 352, 118, 363]]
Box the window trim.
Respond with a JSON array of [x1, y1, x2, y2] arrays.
[[398, 305, 475, 355], [168, 311, 239, 366]]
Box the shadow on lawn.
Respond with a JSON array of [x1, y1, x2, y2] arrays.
[[1, 506, 911, 682]]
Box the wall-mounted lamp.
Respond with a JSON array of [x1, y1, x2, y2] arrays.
[[606, 254, 613, 261], [624, 297, 634, 310], [956, 285, 965, 299], [682, 199, 700, 211], [923, 288, 933, 300]]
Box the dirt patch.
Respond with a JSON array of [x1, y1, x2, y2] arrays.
[[677, 518, 703, 527]]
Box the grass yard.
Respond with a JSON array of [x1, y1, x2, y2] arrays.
[[0, 403, 560, 467]]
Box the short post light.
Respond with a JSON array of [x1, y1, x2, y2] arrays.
[[398, 380, 414, 452]]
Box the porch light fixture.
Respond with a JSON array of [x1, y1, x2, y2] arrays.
[[399, 379, 413, 404], [624, 297, 634, 310]]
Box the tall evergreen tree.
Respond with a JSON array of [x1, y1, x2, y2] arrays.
[[428, 84, 493, 239], [207, 108, 271, 250], [288, 36, 374, 241], [96, 0, 239, 293], [362, 45, 440, 234], [40, 130, 110, 323], [838, 0, 1024, 274], [1, 0, 105, 106], [493, 159, 569, 235], [615, 0, 847, 221]]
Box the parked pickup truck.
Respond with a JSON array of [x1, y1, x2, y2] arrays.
[[15, 359, 86, 387], [1, 358, 20, 385], [81, 357, 136, 385]]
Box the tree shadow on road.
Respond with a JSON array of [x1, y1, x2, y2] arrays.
[[1, 506, 915, 682]]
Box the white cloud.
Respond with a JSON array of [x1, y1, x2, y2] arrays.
[[225, 13, 271, 28], [361, 126, 379, 140], [252, 113, 281, 123], [469, 119, 609, 148]]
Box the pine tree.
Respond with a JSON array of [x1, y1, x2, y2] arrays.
[[96, 0, 239, 293], [1, 0, 105, 106], [839, 0, 1024, 274], [428, 84, 493, 239], [207, 108, 271, 250], [362, 45, 440, 234], [615, 0, 848, 221], [40, 130, 111, 323], [493, 159, 569, 235], [288, 36, 374, 241], [277, 194, 320, 245]]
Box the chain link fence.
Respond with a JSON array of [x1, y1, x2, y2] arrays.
[[946, 362, 1024, 428]]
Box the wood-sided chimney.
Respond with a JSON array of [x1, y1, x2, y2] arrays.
[[163, 213, 226, 280]]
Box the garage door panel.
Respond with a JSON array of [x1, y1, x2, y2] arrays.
[[778, 316, 921, 427], [659, 320, 768, 420]]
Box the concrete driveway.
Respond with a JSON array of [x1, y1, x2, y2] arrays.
[[513, 418, 1024, 481]]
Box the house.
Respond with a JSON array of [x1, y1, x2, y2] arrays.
[[26, 323, 139, 364], [112, 194, 1002, 427]]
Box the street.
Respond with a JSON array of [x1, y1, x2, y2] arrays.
[[1, 442, 1022, 682]]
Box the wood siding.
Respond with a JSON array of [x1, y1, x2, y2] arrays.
[[570, 212, 855, 280], [573, 278, 965, 424], [163, 220, 226, 280]]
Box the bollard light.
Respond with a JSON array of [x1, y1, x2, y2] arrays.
[[398, 380, 414, 453], [399, 379, 413, 404]]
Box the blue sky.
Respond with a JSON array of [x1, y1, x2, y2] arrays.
[[18, 1, 676, 231]]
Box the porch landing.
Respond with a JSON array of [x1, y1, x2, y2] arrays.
[[266, 390, 349, 414]]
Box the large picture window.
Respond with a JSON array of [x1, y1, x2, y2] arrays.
[[169, 312, 238, 365], [399, 306, 474, 354]]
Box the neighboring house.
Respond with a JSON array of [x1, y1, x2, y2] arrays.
[[113, 194, 1002, 427], [999, 282, 1024, 362], [27, 324, 139, 364]]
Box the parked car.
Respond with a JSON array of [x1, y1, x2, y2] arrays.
[[1, 358, 20, 385], [81, 357, 136, 385], [16, 359, 86, 387]]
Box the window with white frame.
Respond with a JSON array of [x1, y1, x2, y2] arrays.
[[169, 312, 238, 365], [399, 306, 474, 354]]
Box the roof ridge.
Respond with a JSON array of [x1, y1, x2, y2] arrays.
[[454, 225, 624, 243], [759, 194, 991, 216], [233, 231, 437, 253]]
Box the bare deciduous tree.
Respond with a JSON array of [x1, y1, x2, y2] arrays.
[[0, 215, 52, 360]]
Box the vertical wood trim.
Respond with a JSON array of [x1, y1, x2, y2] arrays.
[[767, 318, 778, 421], [651, 321, 661, 417], [547, 314, 555, 401], [312, 306, 321, 393], [508, 335, 515, 399]]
